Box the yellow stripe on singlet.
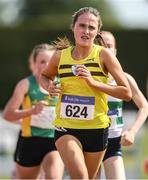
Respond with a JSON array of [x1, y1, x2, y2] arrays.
[[21, 95, 31, 137]]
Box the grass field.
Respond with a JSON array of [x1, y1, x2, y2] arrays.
[[123, 124, 148, 179], [0, 111, 147, 179]]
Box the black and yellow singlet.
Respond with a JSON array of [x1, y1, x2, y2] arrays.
[[53, 45, 110, 129]]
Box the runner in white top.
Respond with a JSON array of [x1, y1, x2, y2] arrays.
[[108, 78, 124, 139], [97, 31, 148, 179]]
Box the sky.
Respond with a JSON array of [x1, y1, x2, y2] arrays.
[[107, 0, 148, 29], [0, 0, 23, 25], [0, 0, 148, 29]]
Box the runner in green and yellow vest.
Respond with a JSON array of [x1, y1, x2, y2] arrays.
[[3, 44, 64, 179]]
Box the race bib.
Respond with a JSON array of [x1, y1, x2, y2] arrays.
[[31, 106, 56, 129], [60, 95, 95, 120]]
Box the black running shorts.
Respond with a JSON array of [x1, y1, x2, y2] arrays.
[[55, 127, 108, 152], [14, 133, 57, 167]]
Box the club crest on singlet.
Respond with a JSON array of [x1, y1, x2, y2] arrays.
[[71, 65, 79, 76]]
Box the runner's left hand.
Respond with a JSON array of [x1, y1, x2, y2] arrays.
[[120, 129, 136, 146]]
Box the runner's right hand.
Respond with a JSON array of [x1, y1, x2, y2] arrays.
[[48, 81, 61, 97], [31, 101, 46, 115]]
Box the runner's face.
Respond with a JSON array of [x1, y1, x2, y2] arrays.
[[72, 12, 98, 47], [33, 50, 54, 75], [102, 34, 116, 55]]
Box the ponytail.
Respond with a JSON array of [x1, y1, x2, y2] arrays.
[[52, 36, 71, 50], [95, 33, 108, 48]]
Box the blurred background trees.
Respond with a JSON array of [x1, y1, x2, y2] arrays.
[[0, 1, 148, 179], [0, 0, 148, 108]]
